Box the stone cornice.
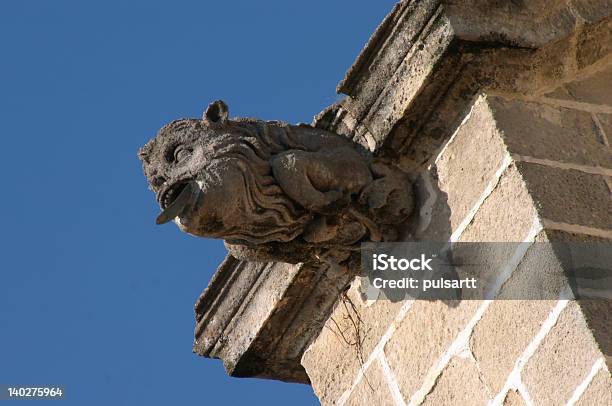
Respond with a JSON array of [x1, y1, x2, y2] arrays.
[[193, 256, 353, 383], [326, 0, 611, 168]]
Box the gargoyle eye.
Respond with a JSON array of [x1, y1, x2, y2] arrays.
[[173, 146, 192, 162]]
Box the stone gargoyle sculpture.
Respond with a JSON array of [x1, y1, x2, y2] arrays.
[[139, 100, 414, 263]]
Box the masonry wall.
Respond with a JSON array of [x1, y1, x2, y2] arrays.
[[301, 61, 612, 405]]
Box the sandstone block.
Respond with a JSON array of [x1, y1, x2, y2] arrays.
[[435, 96, 509, 232], [516, 162, 612, 230], [422, 357, 490, 405], [487, 96, 612, 169], [554, 66, 612, 106], [496, 232, 569, 300], [411, 168, 454, 241], [301, 278, 404, 405], [576, 17, 612, 70], [523, 301, 603, 405], [595, 113, 612, 147], [384, 300, 480, 400], [575, 299, 612, 371], [575, 367, 612, 406], [524, 230, 612, 369], [470, 300, 556, 393], [569, 0, 612, 25], [459, 164, 538, 242], [344, 359, 395, 406]]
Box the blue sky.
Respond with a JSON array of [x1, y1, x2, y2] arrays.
[[0, 1, 396, 404]]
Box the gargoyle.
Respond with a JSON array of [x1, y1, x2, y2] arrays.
[[139, 100, 414, 263]]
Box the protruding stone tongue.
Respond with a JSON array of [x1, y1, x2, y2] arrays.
[[156, 182, 198, 225]]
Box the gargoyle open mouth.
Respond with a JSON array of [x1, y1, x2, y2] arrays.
[[155, 180, 199, 225], [159, 181, 189, 210]]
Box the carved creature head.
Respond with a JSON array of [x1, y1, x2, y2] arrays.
[[139, 101, 309, 245], [141, 100, 415, 263]]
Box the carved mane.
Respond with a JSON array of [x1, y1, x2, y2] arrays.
[[197, 119, 313, 244]]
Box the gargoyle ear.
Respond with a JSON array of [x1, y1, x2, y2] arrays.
[[204, 100, 229, 124]]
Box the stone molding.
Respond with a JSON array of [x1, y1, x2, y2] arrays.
[[193, 256, 354, 382]]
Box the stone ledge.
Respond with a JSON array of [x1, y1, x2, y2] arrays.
[[193, 256, 353, 383]]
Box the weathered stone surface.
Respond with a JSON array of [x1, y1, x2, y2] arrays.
[[361, 11, 455, 147], [479, 16, 612, 101], [576, 16, 612, 70], [193, 259, 304, 380], [575, 367, 612, 406], [470, 300, 555, 393], [496, 232, 569, 300], [410, 167, 455, 241], [459, 165, 538, 242], [595, 113, 612, 146], [336, 0, 466, 157], [516, 162, 612, 229], [544, 85, 575, 100], [344, 360, 395, 406], [569, 0, 612, 25], [503, 390, 526, 406], [338, 0, 441, 121], [422, 357, 490, 405], [303, 333, 360, 406], [488, 96, 612, 169], [140, 100, 415, 264], [301, 278, 404, 404], [390, 56, 480, 167], [193, 257, 354, 382], [435, 96, 509, 231], [335, 4, 612, 170], [545, 66, 612, 106], [384, 300, 480, 400], [445, 165, 541, 299], [388, 18, 577, 166], [577, 299, 612, 371], [193, 258, 285, 356], [523, 301, 603, 405], [534, 230, 612, 370], [446, 0, 610, 47], [543, 229, 612, 243]]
